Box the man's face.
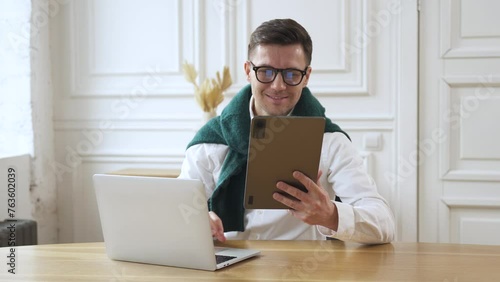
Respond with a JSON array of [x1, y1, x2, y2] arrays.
[[245, 44, 311, 116]]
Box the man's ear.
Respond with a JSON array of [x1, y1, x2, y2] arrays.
[[302, 66, 312, 86], [244, 61, 252, 82]]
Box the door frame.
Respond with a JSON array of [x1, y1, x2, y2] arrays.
[[393, 0, 419, 241]]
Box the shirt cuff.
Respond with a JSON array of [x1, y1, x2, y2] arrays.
[[317, 201, 355, 240]]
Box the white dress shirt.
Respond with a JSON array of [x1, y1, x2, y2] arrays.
[[179, 97, 395, 243]]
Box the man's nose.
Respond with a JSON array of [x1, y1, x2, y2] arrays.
[[270, 72, 287, 90]]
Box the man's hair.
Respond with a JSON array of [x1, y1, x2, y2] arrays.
[[248, 18, 313, 66]]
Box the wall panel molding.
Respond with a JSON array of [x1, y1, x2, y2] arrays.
[[442, 75, 500, 86], [54, 0, 412, 243], [311, 0, 369, 95], [442, 170, 500, 182], [310, 0, 349, 73], [67, 0, 198, 97], [53, 119, 199, 131], [420, 0, 500, 245], [442, 197, 500, 208], [440, 197, 500, 245], [439, 76, 500, 181], [241, 0, 369, 95], [81, 153, 185, 165], [53, 116, 395, 132], [440, 0, 500, 58]]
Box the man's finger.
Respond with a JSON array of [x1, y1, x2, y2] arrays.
[[273, 192, 302, 211], [276, 181, 307, 201], [317, 169, 323, 183], [293, 171, 318, 192], [208, 211, 226, 242]]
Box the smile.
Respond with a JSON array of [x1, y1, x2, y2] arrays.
[[267, 95, 287, 101]]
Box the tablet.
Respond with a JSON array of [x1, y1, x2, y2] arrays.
[[244, 116, 325, 209]]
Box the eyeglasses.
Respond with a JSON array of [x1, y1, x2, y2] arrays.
[[249, 61, 308, 86]]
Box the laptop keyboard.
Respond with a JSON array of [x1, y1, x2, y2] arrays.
[[216, 254, 237, 264]]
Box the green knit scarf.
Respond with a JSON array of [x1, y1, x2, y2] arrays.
[[187, 84, 349, 231]]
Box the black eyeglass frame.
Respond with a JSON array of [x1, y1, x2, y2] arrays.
[[249, 61, 308, 86]]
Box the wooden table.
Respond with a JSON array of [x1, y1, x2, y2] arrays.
[[1, 240, 499, 281]]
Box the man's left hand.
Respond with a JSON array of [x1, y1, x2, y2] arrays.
[[272, 170, 339, 231]]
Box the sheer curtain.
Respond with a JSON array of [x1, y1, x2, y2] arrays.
[[0, 0, 33, 157], [0, 0, 63, 244]]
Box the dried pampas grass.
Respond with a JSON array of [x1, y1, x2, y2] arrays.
[[182, 61, 232, 113]]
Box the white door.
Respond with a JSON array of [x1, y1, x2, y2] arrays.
[[419, 0, 500, 244], [52, 0, 418, 243]]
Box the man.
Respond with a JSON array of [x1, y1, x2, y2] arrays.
[[179, 19, 395, 244]]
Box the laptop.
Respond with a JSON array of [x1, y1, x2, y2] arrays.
[[93, 174, 260, 271], [244, 116, 325, 209]]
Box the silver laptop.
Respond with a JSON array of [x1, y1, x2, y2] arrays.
[[93, 174, 260, 271]]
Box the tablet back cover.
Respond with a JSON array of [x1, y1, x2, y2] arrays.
[[244, 116, 325, 209]]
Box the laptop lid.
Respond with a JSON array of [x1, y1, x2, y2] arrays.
[[93, 174, 259, 271], [244, 116, 325, 209]]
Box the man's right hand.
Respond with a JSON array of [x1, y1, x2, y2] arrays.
[[208, 211, 226, 242]]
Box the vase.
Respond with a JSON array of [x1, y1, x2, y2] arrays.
[[202, 110, 217, 124]]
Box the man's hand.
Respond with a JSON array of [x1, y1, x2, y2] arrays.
[[209, 211, 226, 242], [272, 170, 339, 231]]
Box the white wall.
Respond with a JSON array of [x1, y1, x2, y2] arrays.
[[50, 0, 418, 243]]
